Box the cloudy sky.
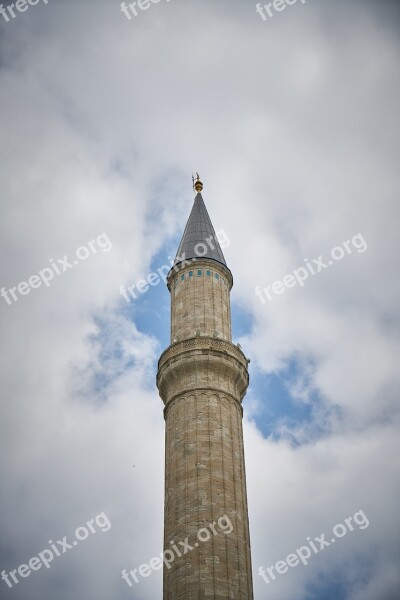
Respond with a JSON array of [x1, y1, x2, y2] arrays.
[[0, 0, 399, 599]]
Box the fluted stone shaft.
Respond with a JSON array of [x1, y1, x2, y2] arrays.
[[157, 253, 254, 600]]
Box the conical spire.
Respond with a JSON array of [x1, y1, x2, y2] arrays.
[[174, 179, 227, 267]]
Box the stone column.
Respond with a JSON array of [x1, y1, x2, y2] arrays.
[[157, 255, 254, 599]]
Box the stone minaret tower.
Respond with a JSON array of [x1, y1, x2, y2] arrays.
[[157, 176, 254, 600]]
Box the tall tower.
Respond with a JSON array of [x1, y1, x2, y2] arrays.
[[157, 176, 254, 600]]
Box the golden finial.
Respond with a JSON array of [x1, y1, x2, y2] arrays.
[[192, 172, 203, 193]]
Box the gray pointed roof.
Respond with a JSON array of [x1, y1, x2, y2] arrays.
[[174, 192, 227, 267]]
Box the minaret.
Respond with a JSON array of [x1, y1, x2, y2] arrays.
[[157, 176, 254, 600]]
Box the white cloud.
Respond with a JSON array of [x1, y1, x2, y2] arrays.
[[0, 1, 399, 598]]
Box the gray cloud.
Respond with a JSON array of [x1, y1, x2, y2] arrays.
[[0, 1, 399, 599]]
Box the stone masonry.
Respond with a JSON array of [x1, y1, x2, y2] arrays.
[[157, 178, 254, 600]]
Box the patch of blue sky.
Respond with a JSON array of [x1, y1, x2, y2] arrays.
[[231, 303, 341, 445]]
